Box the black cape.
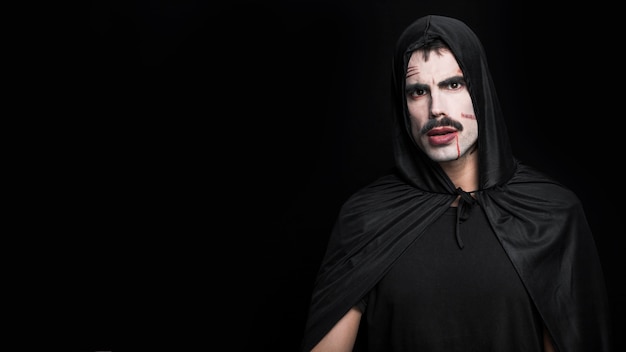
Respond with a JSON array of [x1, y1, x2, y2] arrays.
[[300, 15, 612, 352]]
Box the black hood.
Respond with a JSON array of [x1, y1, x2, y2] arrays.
[[391, 15, 515, 192]]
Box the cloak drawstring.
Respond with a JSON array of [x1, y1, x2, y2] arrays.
[[454, 187, 478, 249]]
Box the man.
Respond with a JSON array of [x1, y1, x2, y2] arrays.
[[300, 15, 612, 351]]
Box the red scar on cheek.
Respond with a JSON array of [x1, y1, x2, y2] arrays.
[[461, 112, 476, 120]]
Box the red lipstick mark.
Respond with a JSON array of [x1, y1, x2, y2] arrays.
[[461, 112, 476, 120], [456, 134, 460, 159]]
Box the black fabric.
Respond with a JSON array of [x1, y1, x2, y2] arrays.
[[300, 15, 612, 352], [359, 206, 543, 351]]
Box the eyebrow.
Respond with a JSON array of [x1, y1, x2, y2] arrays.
[[405, 75, 465, 94]]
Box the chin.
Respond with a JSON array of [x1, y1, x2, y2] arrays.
[[427, 152, 459, 163]]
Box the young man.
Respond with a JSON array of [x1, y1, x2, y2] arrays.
[[300, 15, 612, 352]]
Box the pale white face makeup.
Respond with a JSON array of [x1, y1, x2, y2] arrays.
[[405, 49, 478, 163]]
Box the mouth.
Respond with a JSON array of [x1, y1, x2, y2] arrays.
[[426, 127, 458, 146], [426, 127, 457, 136]]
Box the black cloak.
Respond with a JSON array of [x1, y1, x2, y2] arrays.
[[300, 15, 612, 352]]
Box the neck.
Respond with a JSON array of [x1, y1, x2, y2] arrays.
[[439, 147, 479, 206]]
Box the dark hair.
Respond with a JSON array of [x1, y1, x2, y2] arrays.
[[413, 38, 451, 62]]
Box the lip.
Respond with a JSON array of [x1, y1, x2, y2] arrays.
[[426, 128, 458, 146]]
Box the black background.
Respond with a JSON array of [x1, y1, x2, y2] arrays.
[[57, 0, 623, 350]]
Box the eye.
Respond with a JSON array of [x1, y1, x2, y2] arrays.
[[409, 88, 427, 97], [445, 79, 466, 91], [447, 82, 463, 90]]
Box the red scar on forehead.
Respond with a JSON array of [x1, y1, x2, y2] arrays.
[[461, 112, 476, 120], [406, 66, 419, 78]]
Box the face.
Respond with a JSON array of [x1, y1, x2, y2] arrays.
[[405, 49, 478, 163]]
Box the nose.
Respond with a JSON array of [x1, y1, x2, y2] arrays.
[[430, 91, 446, 118]]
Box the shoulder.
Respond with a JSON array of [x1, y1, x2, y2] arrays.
[[502, 161, 583, 209], [341, 174, 420, 211]]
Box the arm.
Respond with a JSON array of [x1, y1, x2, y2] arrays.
[[311, 307, 362, 352], [543, 325, 556, 352]]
